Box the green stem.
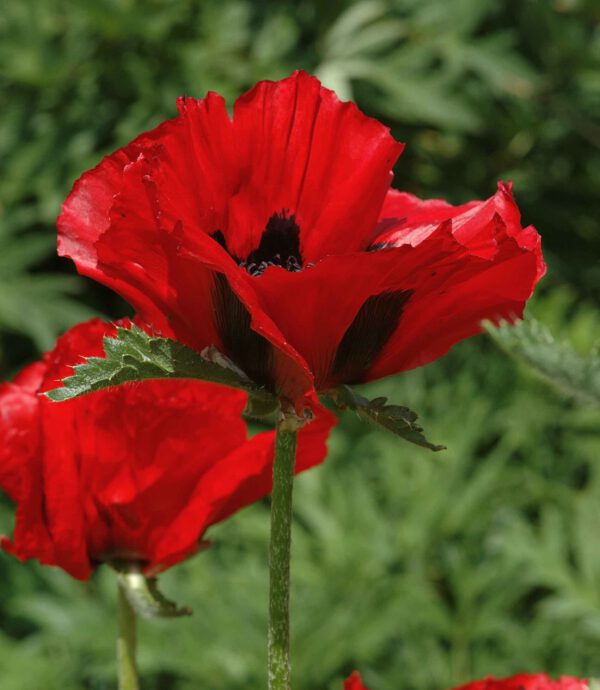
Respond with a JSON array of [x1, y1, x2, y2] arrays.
[[117, 580, 140, 690], [268, 412, 299, 690]]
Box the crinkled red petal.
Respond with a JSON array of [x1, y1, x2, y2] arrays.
[[0, 369, 43, 502], [366, 183, 544, 380], [0, 319, 336, 578], [227, 71, 403, 260], [149, 394, 336, 568], [1, 358, 89, 576], [376, 182, 545, 275]]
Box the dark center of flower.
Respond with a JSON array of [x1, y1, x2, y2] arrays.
[[212, 211, 303, 277], [210, 213, 412, 392]]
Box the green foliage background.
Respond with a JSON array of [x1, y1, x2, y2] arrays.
[[0, 0, 599, 688]]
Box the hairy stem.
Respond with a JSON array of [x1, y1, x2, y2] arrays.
[[117, 580, 140, 690], [268, 412, 299, 690]]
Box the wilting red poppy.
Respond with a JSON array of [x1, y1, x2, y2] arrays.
[[344, 673, 588, 690], [0, 319, 335, 580], [58, 71, 544, 404]]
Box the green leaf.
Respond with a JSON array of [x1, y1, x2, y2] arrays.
[[327, 384, 445, 452], [486, 318, 600, 406], [45, 323, 275, 404], [117, 571, 191, 620]]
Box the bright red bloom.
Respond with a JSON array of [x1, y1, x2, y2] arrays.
[[0, 319, 335, 580], [453, 674, 588, 690], [344, 671, 370, 690], [58, 71, 544, 403], [343, 673, 588, 690]]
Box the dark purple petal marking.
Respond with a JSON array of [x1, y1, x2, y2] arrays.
[[212, 273, 274, 389], [332, 290, 413, 384]]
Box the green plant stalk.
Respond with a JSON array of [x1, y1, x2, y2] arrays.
[[268, 414, 299, 690], [117, 580, 140, 690]]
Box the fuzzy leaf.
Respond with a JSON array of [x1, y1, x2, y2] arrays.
[[327, 384, 445, 451], [486, 318, 600, 406], [45, 323, 275, 404]]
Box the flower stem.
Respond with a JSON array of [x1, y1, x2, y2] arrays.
[[268, 412, 299, 690], [117, 579, 140, 690]]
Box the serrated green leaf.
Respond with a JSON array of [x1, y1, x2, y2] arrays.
[[486, 318, 600, 406], [45, 323, 275, 404], [327, 384, 445, 452]]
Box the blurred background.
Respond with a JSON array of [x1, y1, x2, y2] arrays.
[[0, 0, 599, 688]]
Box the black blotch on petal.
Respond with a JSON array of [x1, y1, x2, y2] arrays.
[[212, 273, 274, 390], [332, 289, 413, 384]]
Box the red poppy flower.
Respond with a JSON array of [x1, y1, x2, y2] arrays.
[[454, 674, 588, 690], [0, 319, 335, 580], [344, 671, 370, 690], [58, 71, 544, 404], [344, 673, 588, 690]]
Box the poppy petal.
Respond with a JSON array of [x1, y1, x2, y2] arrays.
[[1, 320, 336, 579], [175, 236, 314, 400], [368, 185, 545, 379], [228, 71, 404, 261], [150, 395, 336, 568], [344, 672, 370, 690], [452, 675, 588, 690], [0, 366, 43, 502], [1, 367, 90, 577], [248, 183, 543, 388]]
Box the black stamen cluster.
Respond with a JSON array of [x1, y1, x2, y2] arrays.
[[211, 211, 304, 277]]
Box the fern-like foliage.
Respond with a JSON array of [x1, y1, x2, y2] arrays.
[[0, 233, 95, 354]]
